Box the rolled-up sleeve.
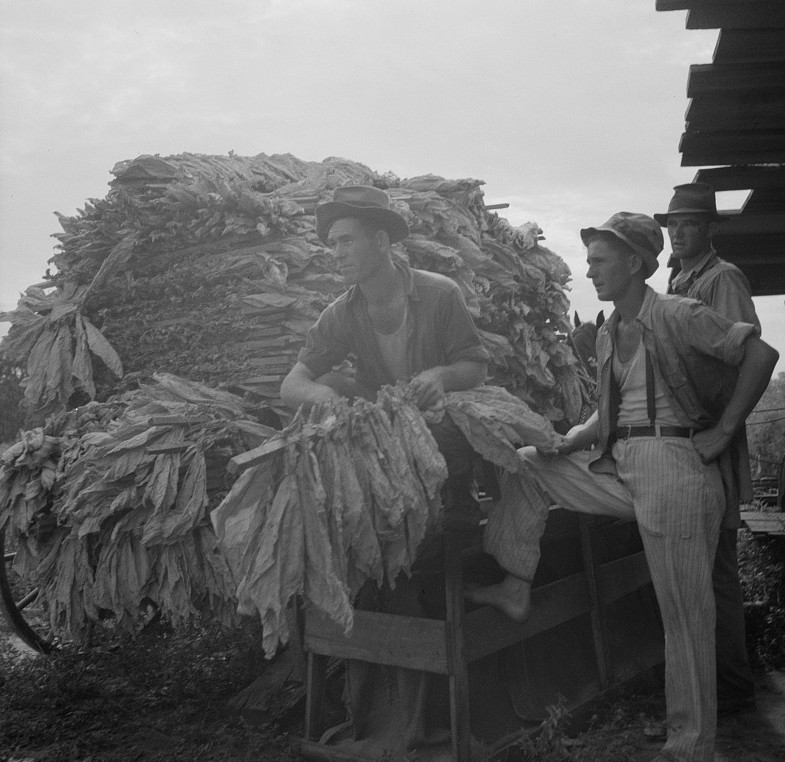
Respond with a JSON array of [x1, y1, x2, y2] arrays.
[[296, 306, 351, 378], [705, 272, 759, 330], [682, 300, 756, 367], [437, 283, 490, 366]]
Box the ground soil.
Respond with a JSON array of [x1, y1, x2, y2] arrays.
[[569, 669, 785, 762], [3, 617, 784, 761]]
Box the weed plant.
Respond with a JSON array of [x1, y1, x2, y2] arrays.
[[738, 528, 785, 670]]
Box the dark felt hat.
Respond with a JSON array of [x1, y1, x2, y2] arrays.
[[654, 182, 727, 226], [315, 185, 409, 244], [580, 211, 664, 278]]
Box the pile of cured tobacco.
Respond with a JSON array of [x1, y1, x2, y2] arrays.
[[0, 153, 585, 429], [211, 382, 558, 658], [1, 375, 556, 652], [0, 373, 276, 643]]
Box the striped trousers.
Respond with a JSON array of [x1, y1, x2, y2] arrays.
[[484, 438, 725, 762]]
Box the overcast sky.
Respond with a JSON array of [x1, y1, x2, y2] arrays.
[[1, 0, 782, 373]]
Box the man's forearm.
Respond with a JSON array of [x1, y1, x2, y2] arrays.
[[718, 337, 779, 436], [280, 366, 338, 410], [558, 410, 599, 453], [692, 336, 778, 463], [431, 360, 487, 392]]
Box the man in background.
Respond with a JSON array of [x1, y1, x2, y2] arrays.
[[656, 182, 760, 717]]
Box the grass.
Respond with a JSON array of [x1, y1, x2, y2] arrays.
[[738, 528, 785, 671]]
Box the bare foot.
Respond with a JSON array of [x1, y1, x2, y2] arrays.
[[465, 575, 532, 622]]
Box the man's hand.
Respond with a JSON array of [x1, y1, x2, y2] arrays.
[[408, 368, 445, 410], [534, 434, 567, 457], [692, 427, 732, 465], [280, 361, 343, 411], [537, 411, 599, 457], [555, 430, 583, 455]]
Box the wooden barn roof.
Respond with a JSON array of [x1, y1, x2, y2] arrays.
[[656, 1, 785, 296]]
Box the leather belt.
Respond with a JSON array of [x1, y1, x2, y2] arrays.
[[616, 425, 695, 439]]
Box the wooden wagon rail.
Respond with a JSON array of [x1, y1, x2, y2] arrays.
[[297, 509, 664, 761]]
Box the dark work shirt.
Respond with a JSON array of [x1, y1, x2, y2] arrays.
[[297, 262, 489, 393]]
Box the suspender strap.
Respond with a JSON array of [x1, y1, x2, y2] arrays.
[[645, 349, 656, 426]]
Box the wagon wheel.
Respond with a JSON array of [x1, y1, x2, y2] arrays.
[[0, 528, 53, 654]]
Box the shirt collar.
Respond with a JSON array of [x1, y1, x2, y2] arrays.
[[671, 247, 717, 292], [601, 285, 658, 338]]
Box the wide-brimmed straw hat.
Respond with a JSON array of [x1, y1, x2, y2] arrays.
[[654, 182, 728, 226], [580, 211, 664, 278], [315, 185, 409, 244]]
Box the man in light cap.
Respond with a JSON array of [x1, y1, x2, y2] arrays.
[[657, 182, 760, 719], [471, 211, 778, 761]]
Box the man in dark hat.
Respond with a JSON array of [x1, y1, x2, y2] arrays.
[[657, 182, 760, 718], [281, 185, 487, 411], [471, 211, 778, 761], [281, 184, 488, 489], [280, 185, 489, 753]]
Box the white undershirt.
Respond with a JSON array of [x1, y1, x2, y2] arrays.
[[374, 306, 409, 381], [614, 341, 683, 426]]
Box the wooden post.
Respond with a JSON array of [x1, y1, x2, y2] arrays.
[[444, 530, 472, 761], [578, 516, 610, 687], [304, 651, 330, 741]]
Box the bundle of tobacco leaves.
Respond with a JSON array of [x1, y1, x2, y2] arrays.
[[0, 373, 277, 643], [0, 153, 585, 428], [211, 382, 558, 657]]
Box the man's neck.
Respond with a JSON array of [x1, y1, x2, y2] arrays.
[[613, 280, 647, 325], [677, 245, 712, 276], [358, 259, 403, 304]]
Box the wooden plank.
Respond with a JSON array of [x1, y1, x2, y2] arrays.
[[679, 130, 785, 165], [296, 739, 376, 761], [304, 652, 329, 741], [713, 233, 785, 266], [464, 572, 591, 663], [740, 511, 785, 536], [714, 29, 785, 64], [304, 610, 450, 674], [597, 552, 651, 604], [687, 63, 785, 98], [579, 517, 609, 688], [713, 212, 785, 236], [228, 420, 342, 473], [443, 532, 471, 761], [730, 263, 785, 297], [228, 437, 288, 473], [688, 5, 785, 30], [694, 166, 785, 192], [657, 0, 775, 9], [736, 189, 785, 215], [229, 337, 303, 353], [686, 94, 785, 132]]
